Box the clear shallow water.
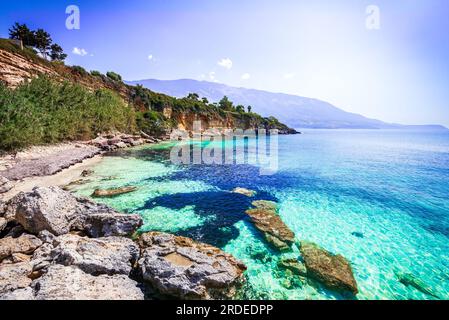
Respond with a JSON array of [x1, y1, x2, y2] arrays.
[[73, 130, 449, 300]]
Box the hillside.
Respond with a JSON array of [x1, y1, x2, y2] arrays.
[[0, 39, 297, 151], [129, 79, 447, 130]]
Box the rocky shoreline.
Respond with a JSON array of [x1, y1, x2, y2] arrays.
[[0, 187, 246, 300]]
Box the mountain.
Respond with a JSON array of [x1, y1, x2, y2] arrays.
[[128, 79, 446, 130]]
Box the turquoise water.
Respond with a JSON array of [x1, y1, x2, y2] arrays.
[[73, 130, 449, 300]]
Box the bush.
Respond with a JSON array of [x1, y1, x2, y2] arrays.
[[106, 71, 122, 82], [90, 70, 102, 77], [0, 76, 135, 152], [72, 65, 88, 76]]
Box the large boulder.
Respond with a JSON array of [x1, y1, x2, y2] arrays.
[[31, 265, 144, 300], [48, 234, 139, 276], [6, 187, 79, 235], [5, 187, 142, 237], [300, 241, 358, 295], [245, 207, 295, 251], [0, 262, 33, 296], [137, 232, 247, 300], [0, 234, 42, 262]]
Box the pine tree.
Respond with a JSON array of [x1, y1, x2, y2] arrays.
[[34, 29, 52, 59], [49, 44, 67, 62], [8, 22, 35, 47]]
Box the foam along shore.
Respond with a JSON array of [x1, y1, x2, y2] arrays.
[[0, 187, 247, 300]]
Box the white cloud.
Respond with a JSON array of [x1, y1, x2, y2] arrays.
[[217, 58, 233, 70], [283, 72, 296, 79], [241, 73, 251, 80], [148, 54, 153, 60], [72, 47, 88, 56]]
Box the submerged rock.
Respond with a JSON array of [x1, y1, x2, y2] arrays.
[[62, 179, 91, 191], [92, 186, 137, 198], [49, 234, 139, 276], [137, 232, 247, 300], [396, 272, 440, 299], [277, 257, 307, 276], [31, 265, 144, 300], [0, 234, 42, 262], [5, 187, 142, 237], [300, 241, 358, 295], [351, 232, 364, 239], [232, 187, 256, 197], [81, 169, 94, 177], [245, 207, 295, 251]]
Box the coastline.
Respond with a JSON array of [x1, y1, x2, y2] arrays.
[[0, 154, 104, 201]]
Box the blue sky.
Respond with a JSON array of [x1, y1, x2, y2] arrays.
[[1, 0, 448, 126]]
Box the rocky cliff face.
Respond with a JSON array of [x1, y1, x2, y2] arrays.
[[0, 49, 57, 88], [0, 47, 129, 99]]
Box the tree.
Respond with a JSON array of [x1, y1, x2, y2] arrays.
[[49, 44, 67, 62], [201, 97, 209, 104], [236, 105, 245, 113], [219, 96, 234, 111], [187, 93, 199, 101], [8, 23, 35, 47], [248, 105, 252, 113], [34, 29, 52, 58]]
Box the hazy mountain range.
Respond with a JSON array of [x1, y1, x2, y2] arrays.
[[128, 79, 446, 130]]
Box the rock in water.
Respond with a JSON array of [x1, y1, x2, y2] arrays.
[[251, 200, 278, 212], [48, 234, 139, 276], [245, 208, 295, 251], [300, 241, 358, 295], [0, 262, 33, 296], [137, 232, 247, 300], [32, 265, 144, 300], [6, 187, 142, 237], [232, 187, 256, 197], [92, 186, 137, 198], [277, 258, 307, 276], [80, 169, 94, 177], [396, 272, 440, 299], [0, 234, 42, 261]]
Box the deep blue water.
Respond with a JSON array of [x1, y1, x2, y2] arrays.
[[74, 129, 449, 300]]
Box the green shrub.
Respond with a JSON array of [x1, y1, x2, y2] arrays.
[[72, 65, 88, 76], [0, 76, 135, 152], [90, 70, 102, 77], [106, 71, 122, 82]]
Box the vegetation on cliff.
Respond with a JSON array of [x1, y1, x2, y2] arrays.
[[0, 77, 135, 151]]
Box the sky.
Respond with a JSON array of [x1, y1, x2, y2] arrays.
[[1, 0, 448, 126]]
